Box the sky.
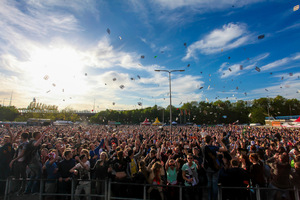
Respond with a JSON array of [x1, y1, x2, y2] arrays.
[[0, 0, 300, 112]]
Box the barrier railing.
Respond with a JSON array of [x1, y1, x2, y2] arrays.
[[1, 178, 299, 200], [218, 184, 300, 200]]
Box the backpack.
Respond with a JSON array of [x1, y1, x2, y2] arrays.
[[202, 145, 220, 172]]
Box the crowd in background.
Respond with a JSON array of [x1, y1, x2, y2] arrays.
[[0, 123, 300, 200]]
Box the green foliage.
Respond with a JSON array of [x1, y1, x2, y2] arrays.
[[2, 95, 300, 125], [0, 106, 19, 121], [250, 107, 267, 124]]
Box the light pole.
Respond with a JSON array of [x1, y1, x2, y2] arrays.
[[155, 69, 185, 134]]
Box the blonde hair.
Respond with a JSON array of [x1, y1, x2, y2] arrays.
[[80, 149, 90, 159], [100, 151, 108, 161]]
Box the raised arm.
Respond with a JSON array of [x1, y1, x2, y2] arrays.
[[34, 127, 51, 147], [217, 135, 228, 152]]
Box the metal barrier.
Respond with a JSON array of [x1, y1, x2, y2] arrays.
[[218, 184, 300, 200], [1, 178, 299, 200]]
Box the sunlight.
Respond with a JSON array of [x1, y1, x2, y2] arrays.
[[23, 46, 90, 97]]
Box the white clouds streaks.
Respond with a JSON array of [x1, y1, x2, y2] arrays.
[[183, 23, 251, 60], [218, 53, 270, 78], [153, 0, 264, 10], [260, 53, 300, 71]]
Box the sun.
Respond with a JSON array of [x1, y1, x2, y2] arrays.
[[22, 45, 90, 97]]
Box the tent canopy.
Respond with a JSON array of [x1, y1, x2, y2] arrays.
[[295, 116, 300, 122], [141, 118, 151, 125], [152, 117, 162, 126]]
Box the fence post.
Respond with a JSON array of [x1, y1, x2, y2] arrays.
[[108, 179, 111, 200], [217, 183, 222, 200], [39, 178, 43, 200], [105, 179, 108, 200], [4, 178, 10, 200], [71, 178, 75, 200], [179, 185, 183, 200], [255, 185, 261, 200], [143, 184, 146, 200], [294, 186, 299, 200]]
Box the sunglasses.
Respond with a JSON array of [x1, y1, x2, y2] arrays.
[[187, 157, 193, 160], [169, 164, 175, 167]]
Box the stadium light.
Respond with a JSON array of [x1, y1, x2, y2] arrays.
[[155, 69, 185, 134]]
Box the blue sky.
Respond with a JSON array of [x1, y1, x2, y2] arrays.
[[0, 0, 300, 111]]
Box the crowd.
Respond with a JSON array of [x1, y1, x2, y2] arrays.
[[0, 123, 300, 200]]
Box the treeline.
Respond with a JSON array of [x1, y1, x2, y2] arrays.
[[0, 95, 299, 125], [0, 105, 80, 122], [90, 95, 300, 125]]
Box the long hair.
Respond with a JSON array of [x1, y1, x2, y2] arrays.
[[117, 150, 124, 160]]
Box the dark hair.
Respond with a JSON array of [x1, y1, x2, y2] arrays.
[[21, 132, 29, 139], [249, 153, 258, 162], [231, 158, 239, 167], [167, 149, 173, 154], [250, 145, 256, 152], [64, 149, 72, 157], [128, 149, 133, 157], [280, 152, 289, 164], [205, 135, 212, 144], [117, 150, 123, 160], [80, 154, 86, 160], [33, 131, 40, 139]]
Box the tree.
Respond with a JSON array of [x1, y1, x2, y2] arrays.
[[0, 106, 19, 121], [250, 107, 267, 124]]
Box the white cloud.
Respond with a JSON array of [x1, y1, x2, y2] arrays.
[[276, 23, 300, 33], [218, 53, 270, 78], [260, 53, 300, 71], [153, 0, 264, 10], [250, 79, 300, 99], [183, 23, 251, 60], [0, 0, 81, 38], [219, 64, 242, 78]]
